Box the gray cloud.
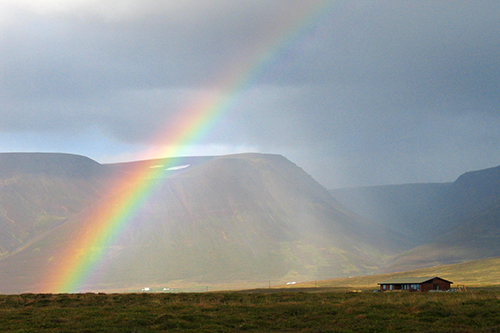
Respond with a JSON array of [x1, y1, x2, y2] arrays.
[[1, 0, 500, 188]]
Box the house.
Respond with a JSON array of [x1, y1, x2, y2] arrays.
[[377, 276, 452, 292]]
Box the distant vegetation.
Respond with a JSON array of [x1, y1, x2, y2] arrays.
[[1, 290, 499, 332]]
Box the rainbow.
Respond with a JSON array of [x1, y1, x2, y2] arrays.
[[43, 1, 332, 293]]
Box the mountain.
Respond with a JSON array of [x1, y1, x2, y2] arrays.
[[0, 153, 404, 294], [3, 152, 499, 294], [383, 166, 500, 271], [0, 153, 114, 257], [332, 165, 500, 272]]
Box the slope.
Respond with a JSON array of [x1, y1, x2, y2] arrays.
[[333, 165, 500, 272], [383, 165, 500, 271], [0, 153, 114, 257], [0, 153, 406, 293]]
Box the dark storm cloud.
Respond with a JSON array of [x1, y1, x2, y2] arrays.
[[2, 1, 314, 95], [1, 0, 500, 187], [1, 0, 321, 131]]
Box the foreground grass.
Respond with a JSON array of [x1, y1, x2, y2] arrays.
[[1, 290, 500, 332]]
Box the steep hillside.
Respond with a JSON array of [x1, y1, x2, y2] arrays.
[[0, 153, 405, 293], [383, 166, 500, 271], [334, 165, 500, 272], [0, 153, 113, 257]]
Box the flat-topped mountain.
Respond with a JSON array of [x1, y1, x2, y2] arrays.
[[0, 153, 402, 293]]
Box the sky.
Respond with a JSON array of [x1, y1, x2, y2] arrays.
[[1, 0, 500, 189]]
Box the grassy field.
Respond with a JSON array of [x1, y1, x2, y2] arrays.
[[1, 289, 500, 332]]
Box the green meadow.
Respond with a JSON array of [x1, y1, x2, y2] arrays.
[[1, 288, 500, 332]]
